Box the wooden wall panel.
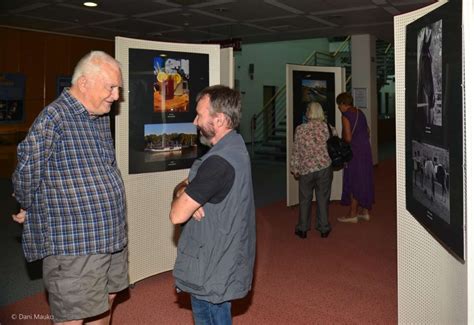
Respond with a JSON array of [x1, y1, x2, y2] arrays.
[[69, 37, 114, 72], [0, 27, 114, 177], [0, 28, 21, 72], [19, 30, 46, 101], [23, 99, 46, 129], [44, 34, 71, 102]]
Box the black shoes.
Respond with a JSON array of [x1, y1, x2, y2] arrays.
[[320, 229, 332, 238], [295, 229, 331, 238], [294, 229, 307, 239]]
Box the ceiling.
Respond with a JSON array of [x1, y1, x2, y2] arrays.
[[0, 0, 436, 45]]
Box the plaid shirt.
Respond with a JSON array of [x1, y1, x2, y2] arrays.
[[12, 90, 127, 262]]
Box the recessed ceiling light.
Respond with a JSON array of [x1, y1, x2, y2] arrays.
[[83, 2, 98, 7]]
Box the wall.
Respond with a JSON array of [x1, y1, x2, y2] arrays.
[[0, 27, 113, 177], [351, 34, 378, 165], [234, 37, 330, 142], [395, 1, 467, 323]]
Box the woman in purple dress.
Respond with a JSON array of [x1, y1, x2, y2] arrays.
[[336, 92, 374, 223]]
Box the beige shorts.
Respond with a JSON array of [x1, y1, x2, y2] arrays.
[[42, 247, 129, 322]]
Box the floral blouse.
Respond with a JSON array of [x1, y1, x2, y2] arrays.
[[290, 120, 336, 176]]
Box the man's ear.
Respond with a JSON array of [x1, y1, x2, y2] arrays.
[[216, 113, 225, 127], [76, 76, 88, 93]]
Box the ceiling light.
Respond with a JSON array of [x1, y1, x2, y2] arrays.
[[83, 2, 98, 7]]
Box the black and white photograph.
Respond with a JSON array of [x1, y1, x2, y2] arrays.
[[416, 19, 442, 132], [405, 0, 463, 260], [411, 140, 449, 223]]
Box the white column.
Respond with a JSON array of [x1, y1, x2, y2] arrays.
[[351, 34, 378, 164]]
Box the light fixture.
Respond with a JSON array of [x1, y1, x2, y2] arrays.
[[83, 2, 98, 7]]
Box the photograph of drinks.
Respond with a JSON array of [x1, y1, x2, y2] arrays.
[[153, 56, 190, 113]]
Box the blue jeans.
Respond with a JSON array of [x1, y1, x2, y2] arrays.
[[191, 295, 232, 325]]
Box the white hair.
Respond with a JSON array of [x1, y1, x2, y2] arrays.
[[306, 101, 325, 121], [71, 51, 121, 85]]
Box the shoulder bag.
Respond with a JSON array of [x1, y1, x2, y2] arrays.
[[326, 110, 359, 169]]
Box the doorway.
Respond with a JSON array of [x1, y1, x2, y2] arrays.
[[263, 85, 277, 136]]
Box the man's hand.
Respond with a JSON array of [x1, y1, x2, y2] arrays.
[[12, 209, 26, 224], [192, 207, 205, 221]]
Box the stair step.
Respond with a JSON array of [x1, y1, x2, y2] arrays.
[[261, 142, 286, 149], [267, 134, 285, 141], [254, 148, 286, 159]]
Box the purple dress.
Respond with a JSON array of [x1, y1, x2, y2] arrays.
[[341, 109, 374, 209]]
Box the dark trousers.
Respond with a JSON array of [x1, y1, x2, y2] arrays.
[[296, 166, 333, 233]]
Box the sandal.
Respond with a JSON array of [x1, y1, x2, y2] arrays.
[[337, 216, 358, 223]]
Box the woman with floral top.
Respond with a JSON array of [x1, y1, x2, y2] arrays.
[[290, 101, 336, 239]]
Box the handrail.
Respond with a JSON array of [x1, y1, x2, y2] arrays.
[[255, 50, 317, 118], [332, 36, 351, 58], [254, 85, 286, 121]]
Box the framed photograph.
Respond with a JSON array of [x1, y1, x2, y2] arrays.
[[291, 70, 336, 133], [153, 56, 190, 113], [0, 73, 25, 124], [56, 76, 72, 97], [128, 48, 210, 174], [405, 0, 463, 260], [143, 123, 198, 169]]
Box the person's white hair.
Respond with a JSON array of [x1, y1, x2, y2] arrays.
[[71, 51, 121, 85], [306, 101, 325, 121]]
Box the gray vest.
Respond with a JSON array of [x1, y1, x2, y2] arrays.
[[173, 130, 256, 303]]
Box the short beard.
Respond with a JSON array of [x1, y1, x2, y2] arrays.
[[199, 134, 212, 147], [198, 122, 215, 147]]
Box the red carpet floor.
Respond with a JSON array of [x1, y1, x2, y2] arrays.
[[0, 159, 397, 324]]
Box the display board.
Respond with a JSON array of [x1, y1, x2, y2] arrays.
[[115, 37, 221, 284], [286, 64, 345, 207], [395, 0, 467, 323]]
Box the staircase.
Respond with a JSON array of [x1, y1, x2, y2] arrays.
[[376, 39, 395, 92], [250, 36, 351, 161], [250, 38, 395, 162]]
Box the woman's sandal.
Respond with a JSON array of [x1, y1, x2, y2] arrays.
[[337, 216, 358, 223]]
